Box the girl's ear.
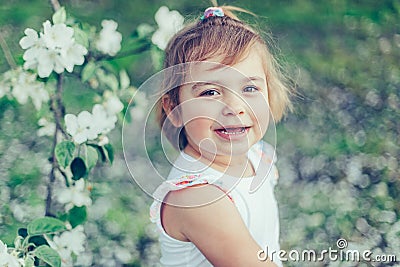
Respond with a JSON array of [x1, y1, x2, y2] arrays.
[[162, 95, 182, 127]]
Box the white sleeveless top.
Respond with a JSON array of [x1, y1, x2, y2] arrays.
[[150, 141, 282, 267]]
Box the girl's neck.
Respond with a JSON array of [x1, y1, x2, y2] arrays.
[[183, 144, 255, 178]]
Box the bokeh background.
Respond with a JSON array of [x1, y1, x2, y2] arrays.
[[0, 0, 399, 266]]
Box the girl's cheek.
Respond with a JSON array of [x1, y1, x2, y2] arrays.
[[246, 97, 269, 115], [248, 98, 270, 132], [180, 99, 221, 124]]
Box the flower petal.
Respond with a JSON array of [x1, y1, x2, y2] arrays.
[[19, 28, 39, 49], [73, 131, 89, 144], [65, 114, 78, 136], [57, 189, 72, 204], [77, 111, 93, 128]]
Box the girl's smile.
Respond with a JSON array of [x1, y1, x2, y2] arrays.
[[213, 125, 251, 141]]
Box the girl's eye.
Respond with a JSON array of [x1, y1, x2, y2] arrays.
[[243, 86, 259, 93], [199, 89, 220, 97]]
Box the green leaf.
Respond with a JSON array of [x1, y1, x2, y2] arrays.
[[105, 144, 114, 164], [27, 217, 66, 236], [18, 227, 28, 238], [95, 144, 113, 164], [57, 212, 68, 222], [99, 144, 114, 164], [34, 245, 61, 267], [28, 235, 48, 247], [71, 157, 87, 180], [83, 145, 98, 170], [95, 145, 105, 162], [100, 61, 117, 74], [68, 206, 87, 228], [55, 141, 75, 168], [81, 61, 97, 83], [97, 71, 119, 91], [24, 257, 35, 267], [52, 7, 66, 24]]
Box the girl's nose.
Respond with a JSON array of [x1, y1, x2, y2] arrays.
[[221, 93, 246, 116]]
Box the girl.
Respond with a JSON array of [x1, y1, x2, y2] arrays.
[[150, 3, 291, 266]]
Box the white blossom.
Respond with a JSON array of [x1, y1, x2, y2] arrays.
[[75, 252, 93, 266], [136, 23, 154, 38], [98, 135, 109, 146], [114, 246, 132, 263], [103, 92, 124, 115], [10, 201, 28, 222], [130, 91, 149, 121], [0, 72, 12, 99], [36, 48, 64, 77], [62, 42, 88, 72], [19, 28, 43, 71], [11, 72, 32, 105], [90, 104, 117, 135], [119, 69, 130, 90], [19, 28, 40, 49], [57, 179, 92, 211], [56, 248, 74, 267], [20, 20, 87, 78], [65, 94, 123, 144], [65, 111, 97, 144], [0, 240, 23, 267], [41, 21, 74, 50], [37, 118, 56, 137], [30, 85, 50, 110], [95, 20, 122, 56], [0, 83, 8, 98], [152, 6, 184, 50], [47, 226, 87, 267], [0, 67, 49, 110]]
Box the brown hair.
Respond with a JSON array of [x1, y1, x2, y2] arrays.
[[156, 4, 292, 150]]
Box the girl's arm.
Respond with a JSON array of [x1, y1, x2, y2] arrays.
[[162, 184, 278, 267]]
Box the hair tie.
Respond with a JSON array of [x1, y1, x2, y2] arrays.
[[200, 7, 224, 20]]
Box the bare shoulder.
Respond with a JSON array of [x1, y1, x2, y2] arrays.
[[161, 184, 277, 266], [161, 184, 233, 241], [165, 183, 229, 208]]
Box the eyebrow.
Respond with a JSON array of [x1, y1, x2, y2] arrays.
[[190, 76, 265, 91], [246, 76, 266, 83], [191, 81, 218, 91]]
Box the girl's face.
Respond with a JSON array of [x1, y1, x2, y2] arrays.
[[178, 48, 270, 161]]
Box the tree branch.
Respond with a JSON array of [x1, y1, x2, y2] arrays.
[[0, 29, 17, 69], [45, 124, 58, 217], [45, 73, 66, 216], [50, 74, 68, 138], [49, 0, 61, 12]]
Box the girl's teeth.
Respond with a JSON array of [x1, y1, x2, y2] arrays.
[[220, 127, 246, 134]]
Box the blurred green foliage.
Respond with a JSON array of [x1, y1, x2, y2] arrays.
[[1, 0, 399, 266]]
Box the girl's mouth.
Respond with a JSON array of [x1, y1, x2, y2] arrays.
[[214, 126, 250, 140], [216, 127, 246, 134]]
